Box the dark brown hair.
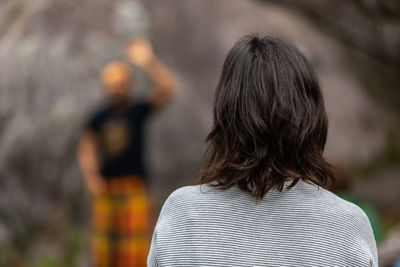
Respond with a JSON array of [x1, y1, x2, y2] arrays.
[[198, 35, 334, 198]]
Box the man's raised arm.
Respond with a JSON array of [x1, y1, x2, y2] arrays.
[[125, 38, 178, 108]]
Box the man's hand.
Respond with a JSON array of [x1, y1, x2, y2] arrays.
[[124, 37, 178, 109], [125, 38, 155, 69], [85, 174, 106, 196]]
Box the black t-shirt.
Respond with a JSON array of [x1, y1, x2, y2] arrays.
[[86, 100, 152, 179]]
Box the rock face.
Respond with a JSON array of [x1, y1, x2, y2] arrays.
[[0, 0, 398, 264]]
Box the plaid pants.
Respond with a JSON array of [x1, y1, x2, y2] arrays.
[[91, 176, 152, 267]]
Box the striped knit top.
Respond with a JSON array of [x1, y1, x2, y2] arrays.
[[147, 179, 378, 266]]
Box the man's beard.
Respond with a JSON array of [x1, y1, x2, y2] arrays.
[[109, 94, 129, 108]]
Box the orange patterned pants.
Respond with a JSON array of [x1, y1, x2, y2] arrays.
[[91, 176, 153, 267]]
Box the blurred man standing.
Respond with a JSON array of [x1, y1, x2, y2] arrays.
[[78, 39, 177, 267]]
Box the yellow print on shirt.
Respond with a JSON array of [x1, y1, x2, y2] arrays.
[[100, 119, 132, 158]]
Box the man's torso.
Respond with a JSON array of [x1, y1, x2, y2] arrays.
[[87, 100, 151, 179]]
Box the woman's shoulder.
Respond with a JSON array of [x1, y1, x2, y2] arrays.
[[162, 184, 217, 206], [311, 183, 371, 220], [318, 188, 378, 264], [301, 182, 372, 225], [167, 184, 202, 199], [156, 184, 229, 219], [154, 185, 208, 229]]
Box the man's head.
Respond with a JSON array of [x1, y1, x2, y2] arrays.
[[101, 61, 132, 106], [200, 34, 334, 198]]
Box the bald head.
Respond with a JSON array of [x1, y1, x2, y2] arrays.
[[101, 61, 133, 106]]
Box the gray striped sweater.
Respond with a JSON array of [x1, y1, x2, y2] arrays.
[[148, 179, 378, 266]]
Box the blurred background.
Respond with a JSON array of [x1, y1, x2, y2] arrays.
[[0, 0, 399, 266]]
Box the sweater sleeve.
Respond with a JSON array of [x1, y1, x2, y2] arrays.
[[147, 188, 183, 267], [147, 204, 167, 267], [354, 205, 379, 266], [364, 217, 379, 266], [147, 230, 159, 267]]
